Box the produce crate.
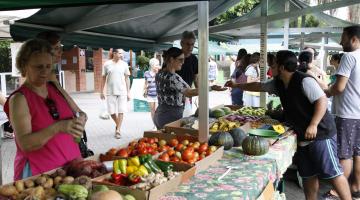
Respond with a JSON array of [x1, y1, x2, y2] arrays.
[[133, 99, 150, 112], [144, 131, 225, 174], [92, 162, 196, 200]]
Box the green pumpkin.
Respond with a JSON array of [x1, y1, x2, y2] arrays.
[[229, 128, 248, 147], [208, 132, 234, 150], [242, 136, 269, 156]]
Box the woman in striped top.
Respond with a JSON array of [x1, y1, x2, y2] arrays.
[[144, 58, 161, 129]]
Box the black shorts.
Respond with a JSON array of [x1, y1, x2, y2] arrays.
[[295, 136, 343, 179], [335, 117, 360, 159]]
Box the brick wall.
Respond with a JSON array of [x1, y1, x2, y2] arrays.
[[93, 48, 104, 92], [62, 47, 86, 92]]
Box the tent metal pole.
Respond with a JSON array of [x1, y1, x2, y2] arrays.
[[284, 0, 290, 49], [260, 0, 268, 108], [197, 1, 209, 143]]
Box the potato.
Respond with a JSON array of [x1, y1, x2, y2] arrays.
[[42, 178, 54, 189], [24, 179, 35, 188], [56, 168, 66, 177], [35, 176, 47, 185], [15, 180, 25, 192], [0, 185, 18, 197], [54, 176, 63, 185], [62, 176, 74, 184], [33, 186, 45, 199], [44, 188, 57, 199]]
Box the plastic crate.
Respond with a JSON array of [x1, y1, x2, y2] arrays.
[[133, 99, 150, 112]]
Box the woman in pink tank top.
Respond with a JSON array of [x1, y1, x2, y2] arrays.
[[4, 39, 86, 180]]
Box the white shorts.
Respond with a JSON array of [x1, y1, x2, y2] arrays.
[[107, 95, 127, 114], [147, 96, 158, 103]]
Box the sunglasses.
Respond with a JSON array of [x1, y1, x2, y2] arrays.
[[45, 98, 60, 120]]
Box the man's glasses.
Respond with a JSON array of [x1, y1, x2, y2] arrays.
[[45, 98, 60, 120]]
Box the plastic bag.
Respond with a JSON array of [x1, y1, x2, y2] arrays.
[[183, 97, 193, 117], [99, 99, 110, 120]]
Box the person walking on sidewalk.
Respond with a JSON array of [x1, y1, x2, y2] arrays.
[[101, 48, 131, 139], [144, 58, 161, 130], [225, 50, 352, 200], [324, 25, 360, 199]]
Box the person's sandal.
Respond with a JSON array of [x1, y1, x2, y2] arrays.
[[115, 130, 121, 139], [321, 190, 340, 200], [352, 191, 360, 200], [3, 131, 14, 139]]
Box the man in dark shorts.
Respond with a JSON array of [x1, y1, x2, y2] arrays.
[[177, 31, 198, 88], [325, 25, 360, 199], [225, 50, 351, 200]]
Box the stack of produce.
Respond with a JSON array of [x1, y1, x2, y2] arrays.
[[209, 117, 242, 132], [100, 137, 170, 162], [158, 139, 218, 164], [64, 158, 108, 178], [105, 154, 182, 191], [235, 107, 266, 116], [250, 116, 282, 129]]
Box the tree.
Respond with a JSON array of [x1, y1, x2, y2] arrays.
[[210, 0, 260, 26], [0, 40, 11, 72]]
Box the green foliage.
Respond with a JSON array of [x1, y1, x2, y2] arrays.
[[0, 40, 11, 72], [289, 14, 323, 28], [136, 55, 150, 71], [211, 0, 260, 25]]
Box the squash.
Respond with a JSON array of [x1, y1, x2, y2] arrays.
[[208, 132, 234, 150], [90, 190, 123, 200], [229, 128, 248, 147], [242, 136, 269, 156], [272, 124, 285, 134]]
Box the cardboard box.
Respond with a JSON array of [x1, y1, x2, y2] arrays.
[[193, 146, 224, 174], [164, 119, 199, 137], [256, 180, 275, 200], [92, 162, 196, 200]]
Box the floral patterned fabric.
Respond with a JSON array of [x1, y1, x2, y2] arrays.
[[161, 133, 297, 200]]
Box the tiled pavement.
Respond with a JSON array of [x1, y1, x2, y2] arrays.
[[1, 91, 332, 199]]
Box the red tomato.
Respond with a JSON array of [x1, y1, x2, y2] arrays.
[[148, 138, 155, 144], [129, 141, 137, 147], [187, 157, 197, 164], [175, 144, 184, 151], [107, 148, 117, 156], [206, 149, 212, 156], [151, 143, 158, 149], [146, 146, 154, 154], [198, 144, 208, 154], [116, 149, 129, 158], [169, 139, 179, 147], [137, 142, 146, 150], [185, 146, 195, 153], [182, 149, 195, 161], [139, 137, 148, 143], [198, 154, 206, 161], [170, 155, 180, 162], [138, 148, 148, 155], [159, 153, 170, 162], [153, 137, 159, 143], [167, 149, 175, 157]]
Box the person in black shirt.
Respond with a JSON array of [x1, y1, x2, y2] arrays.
[[176, 31, 198, 88]]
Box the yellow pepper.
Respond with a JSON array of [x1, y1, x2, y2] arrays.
[[128, 156, 140, 167], [272, 124, 285, 134], [133, 165, 148, 177], [126, 166, 138, 174]]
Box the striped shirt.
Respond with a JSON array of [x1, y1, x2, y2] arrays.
[[144, 71, 157, 97]]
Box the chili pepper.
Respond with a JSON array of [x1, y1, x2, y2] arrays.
[[154, 160, 174, 176], [119, 159, 127, 174], [146, 159, 162, 174], [128, 174, 141, 184], [126, 166, 138, 174], [111, 173, 128, 185], [128, 156, 140, 167], [113, 160, 121, 174]]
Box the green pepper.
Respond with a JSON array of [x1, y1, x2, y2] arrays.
[[113, 160, 121, 174], [118, 159, 127, 174], [146, 159, 162, 174], [154, 160, 173, 176]]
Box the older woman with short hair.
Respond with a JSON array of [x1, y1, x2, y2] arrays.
[[4, 39, 86, 180]]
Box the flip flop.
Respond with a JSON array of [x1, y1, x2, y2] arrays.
[[321, 190, 340, 200], [352, 191, 360, 199], [115, 130, 121, 139]]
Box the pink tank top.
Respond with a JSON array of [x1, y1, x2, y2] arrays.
[[4, 83, 81, 180]]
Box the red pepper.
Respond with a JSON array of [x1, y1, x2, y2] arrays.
[[111, 172, 128, 185], [128, 173, 141, 184]]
